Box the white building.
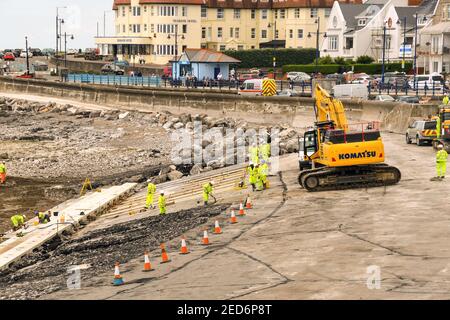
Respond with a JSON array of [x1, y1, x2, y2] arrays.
[[322, 0, 437, 63]]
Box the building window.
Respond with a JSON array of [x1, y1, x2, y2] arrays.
[[235, 28, 240, 38], [358, 19, 366, 26], [238, 45, 244, 50], [144, 24, 147, 32], [182, 7, 187, 17], [310, 8, 318, 18], [443, 62, 449, 73], [433, 61, 439, 73], [202, 27, 206, 39], [275, 10, 278, 19], [182, 24, 187, 33], [251, 28, 256, 39], [151, 6, 154, 16], [447, 5, 450, 20], [432, 35, 440, 54], [144, 6, 147, 13], [217, 8, 224, 19], [262, 9, 268, 19], [220, 45, 226, 51], [129, 24, 132, 32], [122, 7, 125, 17], [275, 30, 279, 39], [234, 9, 241, 19], [230, 27, 234, 37], [151, 24, 154, 33], [328, 36, 338, 50], [208, 27, 212, 38], [325, 8, 331, 17], [297, 29, 303, 38], [261, 29, 267, 38], [280, 9, 286, 19], [122, 25, 126, 33], [132, 6, 141, 16], [218, 27, 223, 38], [251, 9, 256, 19], [201, 5, 207, 18], [295, 8, 300, 19], [289, 29, 293, 39]]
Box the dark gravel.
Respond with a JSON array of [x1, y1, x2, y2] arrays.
[[0, 203, 230, 300]]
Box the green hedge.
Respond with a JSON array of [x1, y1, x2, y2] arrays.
[[223, 48, 316, 69], [283, 62, 413, 75]]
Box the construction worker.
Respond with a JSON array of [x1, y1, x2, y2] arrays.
[[202, 181, 214, 205], [0, 161, 6, 184], [35, 211, 51, 224], [259, 136, 271, 162], [247, 162, 258, 191], [145, 179, 156, 209], [443, 94, 449, 105], [249, 143, 259, 165], [158, 191, 167, 215], [254, 164, 264, 191], [10, 214, 26, 231], [436, 144, 448, 180], [259, 160, 269, 189]]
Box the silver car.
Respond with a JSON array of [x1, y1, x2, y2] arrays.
[[406, 120, 437, 146]]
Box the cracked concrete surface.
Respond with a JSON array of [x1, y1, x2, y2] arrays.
[[43, 132, 450, 299]]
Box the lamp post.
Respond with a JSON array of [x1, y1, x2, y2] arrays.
[[168, 27, 185, 81], [64, 33, 75, 68], [397, 17, 407, 73], [25, 36, 30, 75], [268, 20, 277, 80], [56, 6, 66, 54], [307, 16, 327, 77]]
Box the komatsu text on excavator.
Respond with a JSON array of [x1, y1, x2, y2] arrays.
[[298, 84, 401, 191]]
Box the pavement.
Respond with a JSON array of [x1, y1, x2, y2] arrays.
[[43, 132, 450, 300]]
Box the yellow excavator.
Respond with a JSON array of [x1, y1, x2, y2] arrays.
[[298, 84, 401, 191]]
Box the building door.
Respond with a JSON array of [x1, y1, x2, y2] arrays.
[[214, 67, 221, 79]]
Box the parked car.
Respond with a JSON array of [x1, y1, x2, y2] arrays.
[[114, 60, 130, 68], [19, 51, 33, 58], [326, 73, 346, 83], [374, 94, 395, 102], [351, 75, 373, 85], [277, 90, 298, 97], [406, 120, 437, 146], [13, 49, 22, 58], [42, 48, 55, 56], [101, 63, 125, 75], [30, 48, 43, 56], [397, 95, 420, 104], [3, 52, 15, 61], [408, 73, 443, 90], [287, 71, 311, 81]]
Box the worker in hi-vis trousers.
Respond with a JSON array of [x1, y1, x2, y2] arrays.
[[249, 143, 259, 165], [259, 160, 269, 189], [247, 162, 258, 192], [10, 214, 26, 231], [145, 180, 156, 209], [158, 191, 167, 215], [255, 164, 264, 191], [203, 181, 214, 205], [0, 161, 6, 184], [436, 144, 448, 180]]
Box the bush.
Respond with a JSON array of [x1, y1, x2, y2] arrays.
[[333, 57, 348, 65], [355, 55, 375, 64], [223, 48, 316, 68], [283, 62, 413, 75], [317, 55, 334, 65]]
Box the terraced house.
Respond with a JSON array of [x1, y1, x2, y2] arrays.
[[96, 0, 361, 65]]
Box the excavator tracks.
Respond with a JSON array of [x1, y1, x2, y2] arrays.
[[298, 164, 401, 192]]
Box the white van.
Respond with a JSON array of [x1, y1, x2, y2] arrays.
[[238, 78, 277, 96], [332, 83, 369, 99], [408, 73, 443, 90]]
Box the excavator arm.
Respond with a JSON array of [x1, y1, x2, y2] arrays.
[[314, 84, 348, 130]]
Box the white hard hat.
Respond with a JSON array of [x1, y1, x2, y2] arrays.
[[22, 215, 27, 219], [160, 190, 165, 194], [438, 144, 444, 149], [210, 180, 215, 185], [147, 179, 152, 183], [249, 161, 254, 166]]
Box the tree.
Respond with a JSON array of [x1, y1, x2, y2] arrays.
[[355, 55, 374, 64]]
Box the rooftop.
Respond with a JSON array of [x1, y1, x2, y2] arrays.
[[173, 48, 241, 64]]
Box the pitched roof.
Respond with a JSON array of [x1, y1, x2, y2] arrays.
[[178, 49, 241, 63], [339, 4, 372, 28], [395, 7, 419, 28]]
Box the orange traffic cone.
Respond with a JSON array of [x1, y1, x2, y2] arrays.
[[246, 195, 253, 209], [202, 230, 210, 245], [160, 243, 171, 264], [239, 202, 246, 216], [214, 220, 222, 234], [230, 210, 238, 224], [143, 251, 154, 272], [113, 262, 124, 286], [180, 237, 189, 254]]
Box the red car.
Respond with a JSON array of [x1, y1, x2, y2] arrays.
[[3, 52, 15, 61]]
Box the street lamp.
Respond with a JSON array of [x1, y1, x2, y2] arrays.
[[307, 16, 327, 77], [25, 36, 30, 75], [56, 6, 66, 54], [64, 33, 75, 68], [268, 21, 277, 79], [168, 27, 185, 81], [413, 13, 427, 89], [396, 17, 407, 72]]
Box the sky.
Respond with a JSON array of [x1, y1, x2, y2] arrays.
[[0, 0, 115, 50]]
